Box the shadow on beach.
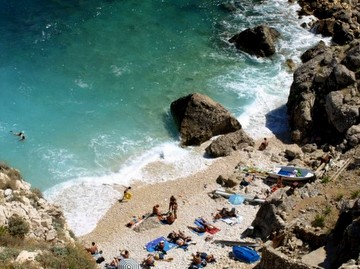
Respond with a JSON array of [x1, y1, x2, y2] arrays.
[[264, 104, 293, 145]]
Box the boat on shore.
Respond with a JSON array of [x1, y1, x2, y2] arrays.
[[268, 166, 315, 181]]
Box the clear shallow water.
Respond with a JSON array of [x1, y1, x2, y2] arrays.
[[0, 0, 325, 235]]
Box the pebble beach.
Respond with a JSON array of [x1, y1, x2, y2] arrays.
[[80, 136, 301, 268]]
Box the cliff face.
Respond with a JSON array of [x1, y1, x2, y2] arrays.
[[0, 163, 96, 268], [287, 40, 360, 150], [286, 0, 360, 152], [0, 163, 71, 242]]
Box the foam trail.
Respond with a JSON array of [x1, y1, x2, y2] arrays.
[[45, 176, 121, 236], [45, 141, 213, 236]]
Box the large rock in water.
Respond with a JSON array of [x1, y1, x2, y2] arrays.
[[229, 25, 280, 57], [170, 93, 241, 146]]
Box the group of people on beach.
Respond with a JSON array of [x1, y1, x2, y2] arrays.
[[85, 241, 133, 268], [141, 240, 215, 269], [152, 195, 178, 225], [105, 249, 130, 268], [89, 191, 220, 268], [124, 194, 216, 268]]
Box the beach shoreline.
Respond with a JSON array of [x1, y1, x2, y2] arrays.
[[79, 136, 301, 268]]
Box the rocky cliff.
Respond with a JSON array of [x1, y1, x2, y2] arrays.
[[0, 163, 96, 268], [287, 0, 360, 151]]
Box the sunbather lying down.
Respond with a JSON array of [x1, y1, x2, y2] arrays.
[[213, 207, 237, 220], [168, 230, 192, 243], [187, 225, 206, 233], [188, 217, 216, 233], [126, 215, 145, 228], [167, 230, 196, 250]]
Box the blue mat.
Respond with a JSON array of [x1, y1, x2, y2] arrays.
[[145, 236, 177, 252], [194, 218, 205, 228]]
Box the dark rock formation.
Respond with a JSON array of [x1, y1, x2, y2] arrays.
[[205, 129, 254, 157], [229, 25, 280, 57], [298, 0, 360, 45], [251, 190, 288, 240], [170, 93, 241, 146], [331, 199, 360, 269], [287, 40, 360, 149]]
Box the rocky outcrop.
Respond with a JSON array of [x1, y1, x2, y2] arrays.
[[288, 0, 360, 151], [0, 163, 73, 242], [287, 40, 360, 150], [298, 0, 360, 45], [251, 188, 294, 240], [170, 93, 241, 146], [331, 198, 360, 269], [205, 129, 254, 157], [255, 245, 317, 269], [229, 25, 280, 57]]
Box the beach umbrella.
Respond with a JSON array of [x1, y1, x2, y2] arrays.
[[229, 194, 245, 205], [118, 258, 141, 269]]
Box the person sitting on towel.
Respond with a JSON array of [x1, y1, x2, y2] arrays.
[[159, 212, 176, 224], [154, 240, 167, 255]]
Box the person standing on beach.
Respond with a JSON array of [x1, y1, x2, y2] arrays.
[[118, 186, 131, 202], [171, 201, 178, 219], [168, 195, 178, 218]]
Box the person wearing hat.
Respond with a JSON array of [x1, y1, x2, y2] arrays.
[[155, 240, 167, 255]]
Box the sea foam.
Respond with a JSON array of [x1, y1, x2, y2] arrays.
[[45, 141, 213, 236]]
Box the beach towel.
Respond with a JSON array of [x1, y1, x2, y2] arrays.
[[145, 236, 177, 252], [195, 218, 221, 235], [220, 216, 243, 226], [206, 225, 221, 234]]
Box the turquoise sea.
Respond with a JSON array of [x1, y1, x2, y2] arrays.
[[0, 0, 325, 235]]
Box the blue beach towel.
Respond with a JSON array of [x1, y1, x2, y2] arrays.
[[145, 236, 177, 252], [194, 218, 205, 228]]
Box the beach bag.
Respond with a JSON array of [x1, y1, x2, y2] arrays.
[[232, 246, 260, 263]]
